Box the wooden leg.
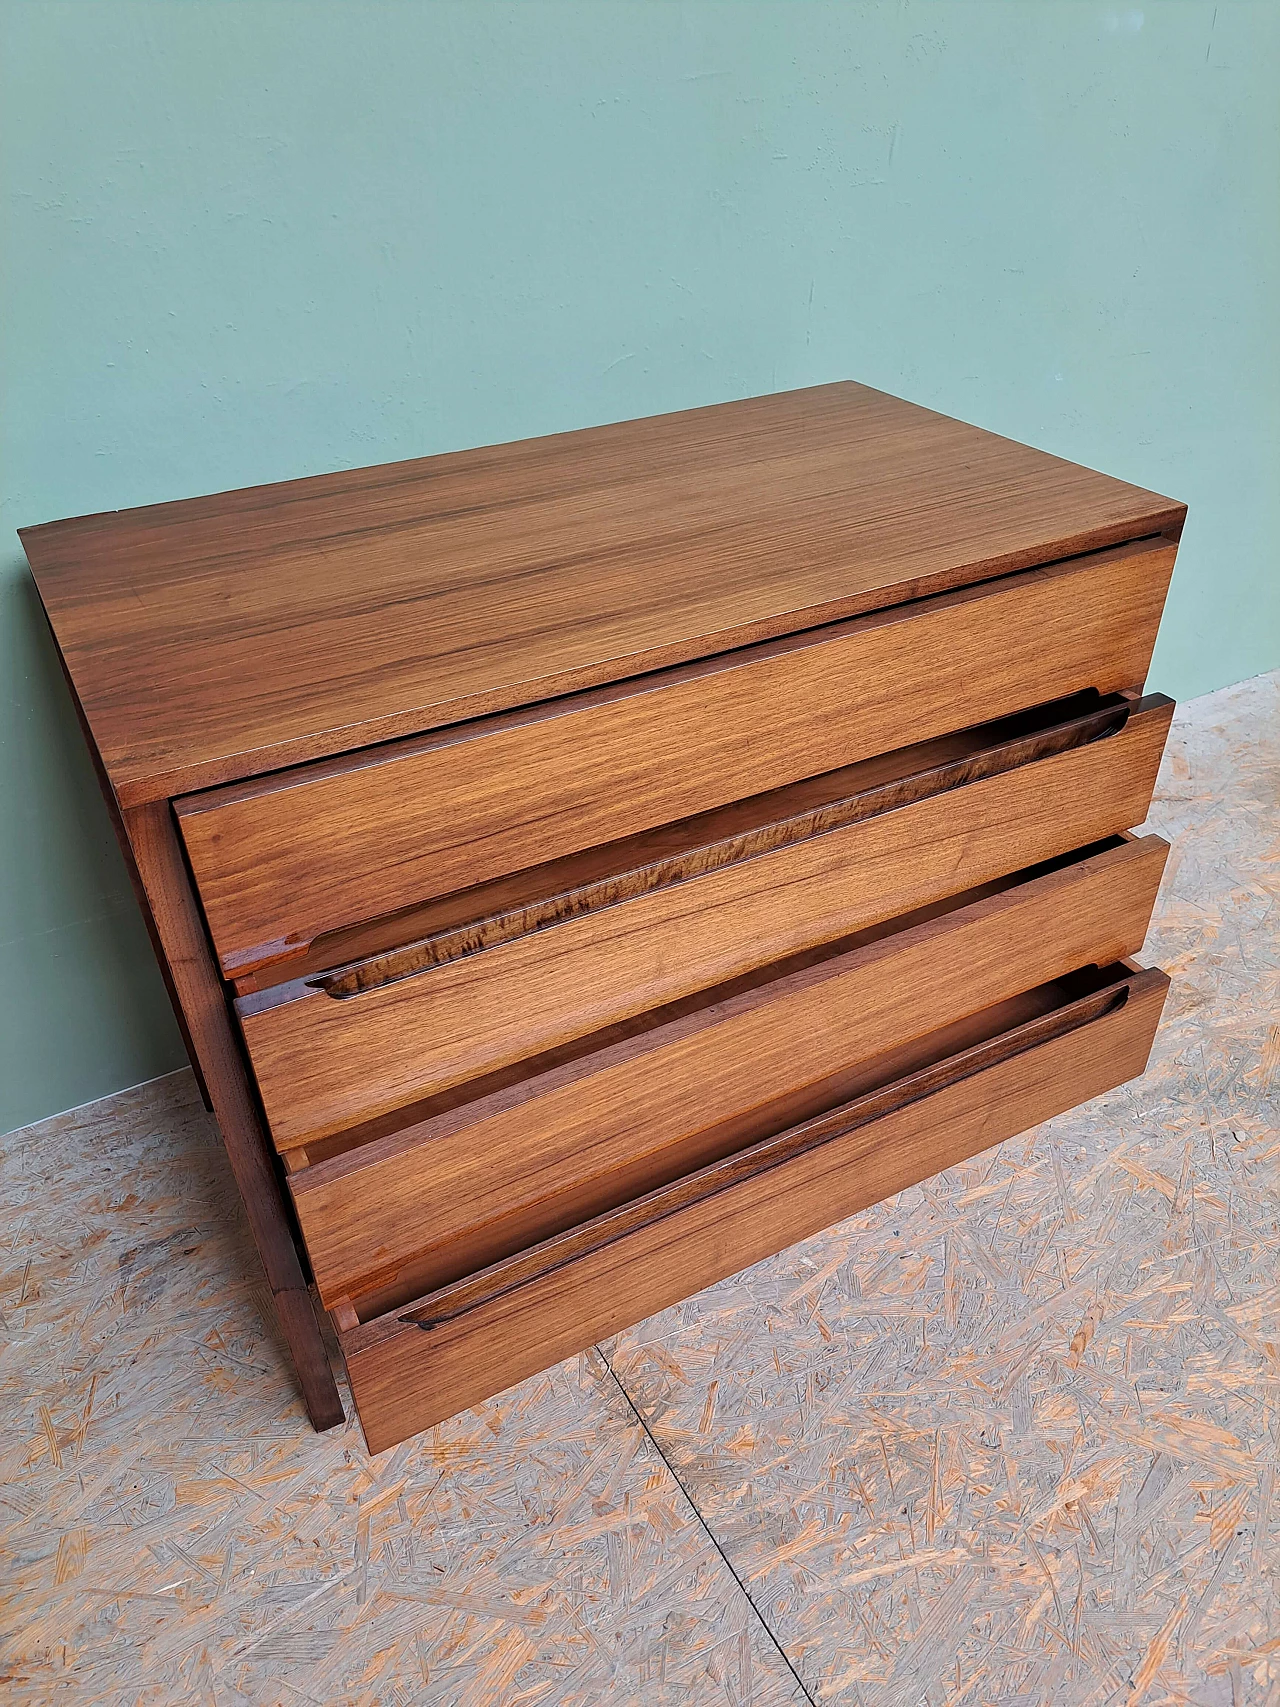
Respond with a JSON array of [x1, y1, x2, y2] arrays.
[[125, 800, 345, 1432]]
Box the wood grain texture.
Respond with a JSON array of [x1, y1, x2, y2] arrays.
[[178, 536, 1176, 980], [121, 802, 345, 1432], [290, 836, 1169, 1311], [249, 690, 1154, 997], [341, 969, 1169, 1453], [241, 697, 1174, 1150], [21, 381, 1184, 807], [224, 704, 1074, 999]]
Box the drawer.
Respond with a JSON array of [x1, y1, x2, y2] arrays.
[[338, 961, 1168, 1452], [241, 691, 1173, 1151], [288, 833, 1168, 1315], [176, 534, 1176, 981]]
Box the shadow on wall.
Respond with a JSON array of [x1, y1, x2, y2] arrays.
[[0, 564, 187, 1135]]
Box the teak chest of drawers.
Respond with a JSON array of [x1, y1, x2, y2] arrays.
[[23, 383, 1185, 1453]]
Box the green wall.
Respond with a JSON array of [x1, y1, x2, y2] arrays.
[[2, 1, 1277, 1133]]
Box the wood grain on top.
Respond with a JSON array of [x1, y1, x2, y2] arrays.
[[21, 382, 1185, 804]]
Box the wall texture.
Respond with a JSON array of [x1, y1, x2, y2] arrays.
[[2, 0, 1277, 1133]]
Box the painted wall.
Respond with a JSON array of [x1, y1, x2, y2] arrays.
[[2, 1, 1277, 1133]]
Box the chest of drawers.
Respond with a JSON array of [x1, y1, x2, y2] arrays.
[[23, 382, 1184, 1453]]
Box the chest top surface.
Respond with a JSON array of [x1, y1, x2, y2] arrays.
[[22, 381, 1183, 806]]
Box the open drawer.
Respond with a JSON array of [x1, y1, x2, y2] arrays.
[[176, 534, 1176, 982], [287, 831, 1168, 1321], [238, 692, 1173, 1151], [337, 960, 1168, 1452]]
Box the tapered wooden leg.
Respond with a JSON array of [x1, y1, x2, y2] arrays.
[[124, 800, 345, 1432]]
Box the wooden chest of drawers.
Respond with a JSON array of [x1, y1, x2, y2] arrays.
[[22, 382, 1184, 1453]]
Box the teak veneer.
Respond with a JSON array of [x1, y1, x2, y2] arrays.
[[22, 381, 1184, 1449]]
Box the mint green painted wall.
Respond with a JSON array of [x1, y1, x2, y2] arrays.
[[2, 1, 1277, 1133]]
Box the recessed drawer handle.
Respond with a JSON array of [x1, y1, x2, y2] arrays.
[[398, 969, 1142, 1335], [308, 694, 1156, 1005]]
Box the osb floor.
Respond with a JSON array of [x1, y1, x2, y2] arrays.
[[3, 672, 1277, 1707]]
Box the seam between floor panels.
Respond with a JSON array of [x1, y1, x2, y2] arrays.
[[595, 1345, 819, 1707]]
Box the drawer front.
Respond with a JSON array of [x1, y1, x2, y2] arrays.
[[241, 694, 1173, 1151], [340, 964, 1168, 1453], [290, 834, 1168, 1313], [176, 535, 1175, 980]]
